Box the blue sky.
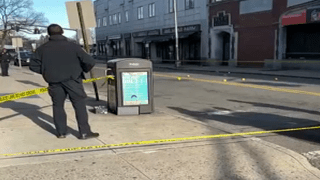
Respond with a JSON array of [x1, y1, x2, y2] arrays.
[[32, 0, 81, 38]]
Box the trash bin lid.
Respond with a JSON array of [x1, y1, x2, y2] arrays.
[[107, 58, 152, 69]]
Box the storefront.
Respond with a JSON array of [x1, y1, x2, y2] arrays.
[[132, 31, 148, 58], [280, 7, 320, 60], [124, 33, 131, 57], [107, 34, 122, 57], [161, 24, 201, 64], [97, 40, 107, 56], [132, 29, 161, 59]]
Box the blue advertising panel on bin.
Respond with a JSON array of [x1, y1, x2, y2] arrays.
[[122, 72, 149, 106]]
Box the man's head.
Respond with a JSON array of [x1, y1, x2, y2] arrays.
[[47, 24, 64, 36]]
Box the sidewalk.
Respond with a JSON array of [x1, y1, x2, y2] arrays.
[[153, 63, 320, 79], [1, 66, 320, 179]]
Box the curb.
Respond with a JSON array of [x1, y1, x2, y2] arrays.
[[153, 66, 320, 80]]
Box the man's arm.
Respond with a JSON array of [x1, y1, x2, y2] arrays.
[[29, 50, 42, 74], [76, 46, 96, 73]]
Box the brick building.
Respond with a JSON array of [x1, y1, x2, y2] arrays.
[[208, 0, 320, 68]]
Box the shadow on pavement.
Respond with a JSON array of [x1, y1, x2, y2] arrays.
[[228, 99, 320, 116], [16, 80, 44, 88], [167, 106, 320, 144], [0, 101, 79, 137]]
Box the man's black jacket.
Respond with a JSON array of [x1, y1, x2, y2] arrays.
[[0, 52, 11, 64], [29, 35, 95, 83]]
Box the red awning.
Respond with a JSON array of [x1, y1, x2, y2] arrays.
[[282, 10, 307, 26]]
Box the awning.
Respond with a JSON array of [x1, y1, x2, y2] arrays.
[[178, 31, 197, 39], [142, 32, 198, 43], [143, 35, 174, 43], [282, 9, 307, 26]]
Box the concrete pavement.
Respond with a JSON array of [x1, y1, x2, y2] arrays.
[[1, 65, 320, 179]]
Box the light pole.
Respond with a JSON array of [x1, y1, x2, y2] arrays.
[[174, 0, 180, 68], [11, 25, 22, 68]]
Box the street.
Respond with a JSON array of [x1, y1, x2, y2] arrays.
[[90, 61, 320, 160]]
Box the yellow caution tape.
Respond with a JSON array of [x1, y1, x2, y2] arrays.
[[1, 125, 320, 157], [0, 75, 115, 104]]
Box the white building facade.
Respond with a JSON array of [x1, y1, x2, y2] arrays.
[[94, 0, 209, 64]]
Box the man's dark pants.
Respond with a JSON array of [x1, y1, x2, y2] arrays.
[[1, 63, 9, 76], [48, 78, 91, 135]]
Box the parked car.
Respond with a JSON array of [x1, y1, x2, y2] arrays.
[[14, 52, 32, 66]]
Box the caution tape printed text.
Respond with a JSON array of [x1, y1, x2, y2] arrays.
[[1, 125, 320, 157]]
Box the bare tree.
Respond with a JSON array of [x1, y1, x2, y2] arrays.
[[0, 0, 48, 48]]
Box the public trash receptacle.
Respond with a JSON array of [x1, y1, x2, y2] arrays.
[[107, 58, 154, 115]]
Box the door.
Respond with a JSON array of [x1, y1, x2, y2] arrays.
[[222, 33, 230, 66]]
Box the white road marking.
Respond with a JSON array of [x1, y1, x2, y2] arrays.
[[207, 111, 232, 115], [143, 151, 157, 154]]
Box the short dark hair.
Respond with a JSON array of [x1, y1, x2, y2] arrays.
[[47, 24, 64, 36]]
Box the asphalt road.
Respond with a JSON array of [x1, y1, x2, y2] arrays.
[[89, 61, 320, 156]]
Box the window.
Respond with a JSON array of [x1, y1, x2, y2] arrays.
[[185, 0, 194, 10], [97, 19, 101, 27], [125, 10, 129, 22], [103, 17, 107, 26], [109, 15, 113, 25], [169, 0, 174, 13], [138, 6, 144, 19], [149, 3, 155, 17], [113, 14, 117, 24], [118, 12, 121, 23]]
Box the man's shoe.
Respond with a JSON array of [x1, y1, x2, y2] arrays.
[[78, 132, 99, 140], [56, 132, 70, 139], [57, 134, 66, 139]]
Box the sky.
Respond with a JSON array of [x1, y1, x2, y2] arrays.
[[29, 0, 86, 39]]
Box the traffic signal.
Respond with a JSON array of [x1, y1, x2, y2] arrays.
[[10, 25, 20, 32], [34, 28, 40, 34]]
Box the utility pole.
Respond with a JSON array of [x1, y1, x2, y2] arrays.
[[12, 29, 21, 68], [77, 2, 100, 101], [174, 0, 180, 68]]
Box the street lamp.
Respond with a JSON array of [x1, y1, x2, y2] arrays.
[[174, 0, 180, 68]]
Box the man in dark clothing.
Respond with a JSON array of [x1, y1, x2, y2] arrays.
[[1, 49, 10, 76], [29, 24, 99, 140]]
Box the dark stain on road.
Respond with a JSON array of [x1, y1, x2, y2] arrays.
[[228, 99, 320, 116], [167, 106, 320, 145], [240, 81, 301, 87]]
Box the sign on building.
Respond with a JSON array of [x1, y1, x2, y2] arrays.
[[307, 6, 320, 23], [66, 1, 96, 29]]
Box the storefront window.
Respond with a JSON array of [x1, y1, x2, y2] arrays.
[[125, 10, 129, 22], [138, 6, 144, 19], [149, 3, 155, 17], [169, 0, 174, 13]]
